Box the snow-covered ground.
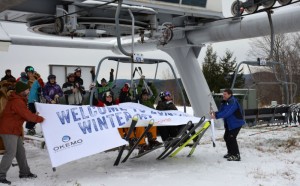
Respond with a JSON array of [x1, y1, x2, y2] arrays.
[[3, 107, 300, 186]]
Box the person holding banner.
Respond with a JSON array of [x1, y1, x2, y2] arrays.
[[137, 76, 161, 149], [117, 85, 147, 150], [156, 91, 180, 142], [0, 81, 44, 185], [90, 69, 115, 104], [119, 83, 132, 103], [97, 90, 143, 150], [210, 89, 245, 161]]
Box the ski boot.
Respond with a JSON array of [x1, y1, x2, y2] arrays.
[[19, 173, 37, 179], [146, 132, 162, 148], [227, 154, 241, 161], [0, 178, 11, 185], [223, 153, 231, 159], [137, 144, 149, 155], [149, 139, 162, 149], [26, 129, 36, 136]]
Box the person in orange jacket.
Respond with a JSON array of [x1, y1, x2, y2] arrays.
[[97, 90, 146, 151], [137, 76, 161, 152], [0, 81, 44, 185]]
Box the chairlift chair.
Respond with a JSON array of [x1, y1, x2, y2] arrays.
[[90, 56, 187, 112]]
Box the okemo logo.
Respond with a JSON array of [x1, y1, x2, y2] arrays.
[[53, 135, 83, 152], [62, 135, 71, 142]]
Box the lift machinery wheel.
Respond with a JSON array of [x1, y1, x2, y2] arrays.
[[261, 0, 276, 9], [277, 0, 292, 5], [231, 0, 244, 16], [244, 3, 259, 14]]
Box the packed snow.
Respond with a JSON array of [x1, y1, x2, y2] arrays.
[[2, 106, 300, 186]]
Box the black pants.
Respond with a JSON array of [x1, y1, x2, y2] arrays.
[[224, 124, 241, 155], [25, 103, 37, 130], [158, 126, 179, 142]]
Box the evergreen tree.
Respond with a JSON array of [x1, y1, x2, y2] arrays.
[[219, 50, 245, 89], [202, 45, 221, 92]]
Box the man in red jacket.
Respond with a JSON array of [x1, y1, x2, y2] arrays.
[[0, 81, 44, 185]]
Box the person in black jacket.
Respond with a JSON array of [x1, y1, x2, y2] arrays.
[[156, 91, 180, 143], [119, 83, 132, 103], [62, 73, 85, 105], [74, 67, 83, 86], [1, 69, 16, 82]]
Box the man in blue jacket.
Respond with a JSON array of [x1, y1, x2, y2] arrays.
[[211, 89, 245, 161]]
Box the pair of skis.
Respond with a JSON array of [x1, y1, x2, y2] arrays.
[[130, 120, 193, 159], [114, 116, 211, 165], [113, 116, 154, 166], [113, 115, 138, 166], [157, 116, 207, 160], [170, 121, 211, 158]]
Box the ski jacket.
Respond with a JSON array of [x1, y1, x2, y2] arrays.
[[28, 79, 44, 103], [119, 87, 132, 103], [0, 92, 43, 136], [43, 82, 63, 103], [137, 79, 158, 109], [96, 71, 114, 98], [75, 76, 83, 86], [1, 75, 16, 81], [62, 81, 84, 105], [156, 100, 178, 111], [96, 99, 119, 107], [215, 95, 245, 130]]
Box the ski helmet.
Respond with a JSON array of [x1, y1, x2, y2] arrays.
[[25, 66, 34, 73], [159, 91, 165, 99]]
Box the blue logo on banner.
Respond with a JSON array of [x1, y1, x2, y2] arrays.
[[62, 135, 71, 142]]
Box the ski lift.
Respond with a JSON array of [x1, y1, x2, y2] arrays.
[[231, 0, 293, 16], [90, 56, 187, 113]]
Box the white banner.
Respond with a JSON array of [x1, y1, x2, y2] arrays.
[[35, 102, 201, 167]]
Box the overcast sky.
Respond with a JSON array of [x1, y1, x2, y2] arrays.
[[0, 0, 256, 82]]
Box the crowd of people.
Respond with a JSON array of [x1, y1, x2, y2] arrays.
[[0, 66, 183, 184], [0, 66, 245, 185]]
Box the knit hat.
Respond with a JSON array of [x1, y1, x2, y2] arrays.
[[67, 73, 75, 78], [20, 72, 27, 78], [15, 81, 30, 93], [101, 78, 107, 83]]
